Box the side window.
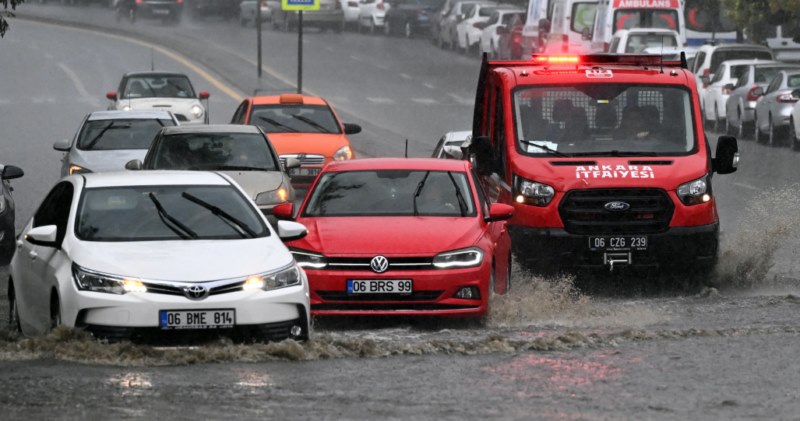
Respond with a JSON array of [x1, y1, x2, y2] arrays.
[[492, 87, 506, 175], [766, 74, 782, 94], [735, 69, 749, 88], [32, 182, 75, 246], [694, 52, 705, 74], [711, 65, 725, 83], [231, 101, 248, 124], [608, 36, 620, 53]]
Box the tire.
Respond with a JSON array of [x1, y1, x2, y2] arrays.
[[404, 21, 412, 39], [50, 292, 61, 330], [768, 117, 776, 147], [488, 265, 496, 297], [8, 280, 21, 334], [736, 109, 746, 140], [754, 114, 765, 143], [791, 118, 800, 151]]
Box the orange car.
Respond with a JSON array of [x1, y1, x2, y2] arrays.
[[230, 94, 361, 188]]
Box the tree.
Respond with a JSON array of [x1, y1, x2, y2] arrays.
[[1, 0, 25, 37], [720, 0, 800, 43]]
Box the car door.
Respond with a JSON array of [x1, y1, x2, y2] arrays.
[[763, 73, 783, 128], [472, 169, 510, 294]]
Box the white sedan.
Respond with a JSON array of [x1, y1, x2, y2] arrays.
[[454, 1, 497, 53], [8, 171, 311, 342], [106, 72, 210, 125], [791, 96, 800, 150], [479, 8, 522, 58]]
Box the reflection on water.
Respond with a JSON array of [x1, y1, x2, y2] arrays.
[[107, 372, 153, 397], [235, 370, 272, 388], [483, 352, 622, 394]]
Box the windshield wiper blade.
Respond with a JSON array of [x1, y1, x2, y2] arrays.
[[412, 171, 431, 217], [148, 192, 198, 240], [289, 114, 332, 133], [84, 121, 116, 150], [257, 116, 299, 132], [181, 192, 258, 238], [520, 140, 569, 157], [447, 172, 468, 217]]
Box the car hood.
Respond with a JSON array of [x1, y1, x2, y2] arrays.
[[292, 216, 482, 256], [70, 149, 147, 174], [70, 238, 293, 281], [264, 133, 350, 159], [219, 171, 285, 199]]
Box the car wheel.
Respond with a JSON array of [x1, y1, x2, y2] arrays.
[[754, 114, 764, 143], [50, 292, 61, 330], [790, 118, 800, 151], [768, 115, 776, 147], [8, 280, 21, 334], [488, 264, 496, 297], [737, 109, 746, 140], [404, 21, 412, 38], [505, 254, 512, 293]]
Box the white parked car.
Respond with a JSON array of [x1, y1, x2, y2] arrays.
[[691, 44, 774, 115], [724, 62, 795, 139], [791, 99, 800, 150], [340, 0, 361, 29], [478, 8, 522, 57], [432, 130, 471, 159], [454, 1, 497, 53], [53, 110, 179, 177], [607, 28, 681, 54], [357, 0, 390, 33], [702, 59, 770, 131], [753, 69, 800, 146], [106, 72, 210, 125], [8, 171, 311, 342]]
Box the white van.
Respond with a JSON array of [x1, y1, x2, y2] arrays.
[[765, 24, 800, 63], [590, 0, 686, 53], [543, 0, 598, 54], [519, 0, 556, 56], [608, 28, 681, 54]]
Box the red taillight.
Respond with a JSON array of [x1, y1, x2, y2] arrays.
[[777, 93, 799, 103], [703, 68, 710, 77], [473, 22, 483, 29], [260, 1, 267, 7], [511, 33, 522, 44], [377, 1, 385, 10], [746, 86, 761, 102]]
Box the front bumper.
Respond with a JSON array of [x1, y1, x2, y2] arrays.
[[509, 223, 719, 271]]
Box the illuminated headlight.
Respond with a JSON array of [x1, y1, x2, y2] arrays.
[[255, 185, 289, 205], [122, 105, 132, 111], [290, 249, 327, 269], [677, 175, 711, 205], [514, 175, 555, 206], [333, 145, 353, 161], [72, 265, 146, 294], [190, 104, 204, 119], [433, 247, 484, 269], [69, 164, 92, 175]]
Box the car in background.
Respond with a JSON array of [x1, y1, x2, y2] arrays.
[[725, 62, 797, 139], [281, 158, 514, 319], [0, 164, 24, 266], [270, 0, 344, 32], [754, 69, 800, 146], [765, 23, 800, 63], [383, 0, 445, 38], [607, 28, 681, 54], [435, 0, 478, 50], [230, 93, 361, 189], [239, 0, 271, 26], [135, 0, 183, 23], [791, 99, 800, 150], [692, 44, 774, 110], [702, 59, 769, 131], [432, 130, 470, 159], [340, 0, 361, 30], [541, 0, 597, 54], [494, 12, 524, 59], [53, 110, 179, 177], [126, 124, 297, 221], [188, 0, 238, 20], [106, 72, 210, 125], [357, 0, 390, 33], [454, 2, 498, 53], [7, 171, 311, 341], [478, 8, 522, 58]]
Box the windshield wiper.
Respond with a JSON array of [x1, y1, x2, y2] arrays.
[[148, 192, 198, 240], [84, 121, 116, 150], [181, 192, 258, 238], [412, 171, 431, 217], [446, 172, 468, 217], [520, 140, 570, 157], [257, 116, 299, 132], [289, 114, 332, 133]]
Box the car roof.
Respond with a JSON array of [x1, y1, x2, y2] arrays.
[[718, 59, 780, 67], [324, 158, 470, 172], [80, 170, 230, 188], [160, 124, 261, 135], [123, 71, 191, 78], [87, 110, 175, 121], [249, 94, 329, 106], [699, 43, 772, 52]]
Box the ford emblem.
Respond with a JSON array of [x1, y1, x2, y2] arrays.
[[604, 201, 630, 212]]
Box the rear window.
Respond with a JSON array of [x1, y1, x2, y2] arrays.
[[625, 33, 678, 53], [77, 119, 174, 151], [730, 65, 749, 81], [754, 67, 783, 83], [614, 9, 678, 32], [149, 132, 279, 171], [789, 75, 800, 88], [710, 50, 773, 75]]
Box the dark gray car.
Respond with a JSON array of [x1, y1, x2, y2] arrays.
[[725, 62, 800, 139], [754, 69, 800, 147], [0, 164, 24, 266]]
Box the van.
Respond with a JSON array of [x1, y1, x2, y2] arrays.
[[542, 0, 598, 54], [519, 0, 556, 56], [765, 24, 800, 63], [591, 0, 685, 53], [608, 28, 681, 54]]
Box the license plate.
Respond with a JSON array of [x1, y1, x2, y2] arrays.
[[347, 279, 413, 295], [152, 8, 170, 14], [288, 167, 321, 177], [589, 236, 647, 251], [159, 309, 235, 330]]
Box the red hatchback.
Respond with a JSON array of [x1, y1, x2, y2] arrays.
[[278, 158, 514, 319]]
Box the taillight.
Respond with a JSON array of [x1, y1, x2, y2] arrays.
[[377, 1, 385, 10], [703, 68, 710, 77], [473, 22, 483, 28], [260, 0, 267, 7], [602, 42, 609, 52], [777, 93, 799, 103], [512, 33, 522, 44], [135, 0, 142, 3], [746, 86, 762, 102]]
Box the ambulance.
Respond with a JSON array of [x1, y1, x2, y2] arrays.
[[590, 0, 686, 53]]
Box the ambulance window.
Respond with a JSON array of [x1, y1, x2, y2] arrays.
[[570, 2, 596, 33]]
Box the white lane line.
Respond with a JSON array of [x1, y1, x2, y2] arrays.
[[448, 93, 473, 105], [733, 182, 758, 190], [374, 63, 390, 70], [350, 54, 364, 62], [411, 98, 437, 105], [400, 73, 412, 80], [57, 62, 96, 103], [422, 82, 436, 89], [366, 97, 394, 104], [32, 97, 56, 104]]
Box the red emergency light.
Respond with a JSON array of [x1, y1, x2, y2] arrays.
[[530, 54, 685, 68]]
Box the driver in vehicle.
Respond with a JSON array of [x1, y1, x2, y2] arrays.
[[617, 105, 660, 141]]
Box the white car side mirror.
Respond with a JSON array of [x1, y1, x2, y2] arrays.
[[125, 159, 143, 170], [277, 221, 308, 242], [26, 225, 58, 247], [53, 139, 71, 151]]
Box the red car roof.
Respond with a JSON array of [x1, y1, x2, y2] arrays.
[[324, 158, 470, 172]]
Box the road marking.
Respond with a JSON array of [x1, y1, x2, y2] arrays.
[[400, 73, 412, 80], [349, 54, 364, 62], [448, 93, 473, 105], [366, 97, 394, 104], [733, 182, 758, 190], [422, 82, 436, 89], [411, 98, 437, 105], [32, 97, 56, 104], [57, 62, 95, 101]]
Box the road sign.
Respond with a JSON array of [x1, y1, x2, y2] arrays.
[[282, 0, 319, 11]]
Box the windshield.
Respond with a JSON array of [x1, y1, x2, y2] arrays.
[[625, 33, 678, 53], [614, 10, 679, 32], [303, 170, 476, 217], [149, 133, 279, 171], [710, 50, 772, 75], [250, 104, 342, 134], [570, 2, 597, 33], [755, 67, 786, 83], [122, 75, 197, 99], [77, 118, 174, 150], [76, 185, 268, 241], [514, 85, 695, 157]]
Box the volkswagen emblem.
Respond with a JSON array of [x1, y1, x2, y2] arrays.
[[604, 201, 631, 212], [370, 256, 389, 273], [183, 285, 209, 300]]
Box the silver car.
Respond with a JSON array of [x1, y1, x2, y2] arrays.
[[754, 69, 800, 147], [126, 124, 299, 221], [54, 110, 179, 177], [724, 62, 799, 139], [432, 130, 471, 159]]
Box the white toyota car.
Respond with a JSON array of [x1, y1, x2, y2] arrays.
[[106, 72, 210, 125], [7, 171, 311, 342]]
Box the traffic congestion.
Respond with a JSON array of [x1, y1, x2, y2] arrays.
[[2, 0, 800, 418]]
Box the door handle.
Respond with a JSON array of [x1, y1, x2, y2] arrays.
[[29, 251, 38, 260]]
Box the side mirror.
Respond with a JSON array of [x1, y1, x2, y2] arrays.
[[277, 220, 307, 242], [53, 139, 72, 151], [581, 27, 592, 40], [25, 225, 58, 248], [199, 91, 210, 100], [343, 123, 362, 135], [106, 91, 117, 100], [496, 25, 508, 35], [283, 157, 301, 170], [125, 159, 143, 170], [273, 202, 295, 220], [713, 135, 739, 175], [487, 203, 514, 222], [1, 165, 24, 180], [469, 135, 494, 176]]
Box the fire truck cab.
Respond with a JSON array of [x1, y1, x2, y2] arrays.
[[467, 54, 739, 276]]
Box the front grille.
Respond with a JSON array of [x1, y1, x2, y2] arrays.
[[313, 303, 479, 311], [280, 154, 325, 166], [326, 256, 434, 271], [142, 279, 246, 298], [558, 188, 674, 235], [317, 291, 443, 301]]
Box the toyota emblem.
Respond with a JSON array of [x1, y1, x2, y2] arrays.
[[604, 201, 631, 212], [370, 256, 389, 273], [183, 285, 209, 300]]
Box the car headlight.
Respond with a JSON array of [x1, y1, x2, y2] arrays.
[[433, 247, 484, 269], [0, 196, 6, 214], [72, 265, 147, 295], [243, 264, 303, 291], [290, 249, 327, 269], [333, 145, 353, 161], [677, 175, 711, 205], [514, 175, 555, 206], [190, 104, 204, 119], [69, 164, 92, 175], [122, 105, 132, 111], [255, 185, 290, 205]]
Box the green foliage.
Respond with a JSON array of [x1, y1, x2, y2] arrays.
[[1, 0, 25, 37], [720, 0, 800, 43]]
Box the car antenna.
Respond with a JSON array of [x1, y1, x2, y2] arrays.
[[151, 49, 155, 71], [659, 37, 664, 74], [404, 139, 408, 158]]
